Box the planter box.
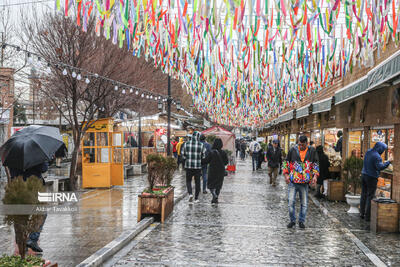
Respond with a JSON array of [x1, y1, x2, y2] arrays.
[[138, 187, 174, 223], [371, 200, 399, 233], [328, 166, 341, 173], [327, 180, 345, 201]]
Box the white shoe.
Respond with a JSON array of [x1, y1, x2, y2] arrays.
[[194, 199, 200, 203], [188, 194, 193, 203]]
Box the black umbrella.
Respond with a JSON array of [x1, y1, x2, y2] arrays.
[[0, 125, 64, 170]]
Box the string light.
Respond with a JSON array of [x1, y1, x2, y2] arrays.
[[2, 43, 184, 110]]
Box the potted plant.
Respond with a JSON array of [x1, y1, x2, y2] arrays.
[[343, 156, 363, 214], [138, 154, 177, 223]]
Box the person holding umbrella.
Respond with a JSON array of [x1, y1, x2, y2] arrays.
[[1, 125, 65, 254]]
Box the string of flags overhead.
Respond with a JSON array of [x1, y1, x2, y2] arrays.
[[55, 0, 400, 127]]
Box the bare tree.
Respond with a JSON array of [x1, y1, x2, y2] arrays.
[[22, 11, 189, 189]]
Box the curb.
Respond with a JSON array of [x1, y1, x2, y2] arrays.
[[76, 174, 187, 267], [310, 195, 387, 267], [76, 217, 154, 267]]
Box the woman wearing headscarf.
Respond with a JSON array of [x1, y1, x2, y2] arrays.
[[202, 138, 228, 204], [315, 145, 330, 198]]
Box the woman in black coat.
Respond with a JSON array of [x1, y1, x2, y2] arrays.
[[202, 138, 228, 204], [316, 145, 330, 198]]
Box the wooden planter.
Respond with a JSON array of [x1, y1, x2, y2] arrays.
[[371, 200, 399, 233], [327, 180, 345, 201], [137, 187, 174, 223], [328, 166, 341, 173]]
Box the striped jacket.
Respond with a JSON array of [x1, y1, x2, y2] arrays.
[[181, 132, 206, 169]]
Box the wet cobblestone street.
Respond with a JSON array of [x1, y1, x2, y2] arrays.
[[113, 160, 382, 266], [0, 170, 187, 267]]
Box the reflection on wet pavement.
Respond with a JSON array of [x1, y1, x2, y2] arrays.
[[0, 168, 186, 267], [114, 160, 377, 266]]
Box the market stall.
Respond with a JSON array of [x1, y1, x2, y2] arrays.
[[371, 126, 395, 199], [202, 126, 236, 172]]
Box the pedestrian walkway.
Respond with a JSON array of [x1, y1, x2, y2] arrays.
[[0, 170, 187, 267], [113, 160, 387, 266]]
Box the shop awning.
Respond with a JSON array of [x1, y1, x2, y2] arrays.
[[312, 97, 332, 114], [334, 77, 368, 105], [368, 50, 400, 90], [278, 110, 295, 123], [296, 104, 311, 118]]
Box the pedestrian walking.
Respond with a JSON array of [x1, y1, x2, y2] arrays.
[[266, 140, 282, 186], [176, 137, 185, 170], [235, 139, 241, 158], [240, 139, 247, 161], [283, 136, 319, 229], [55, 143, 67, 168], [360, 142, 392, 221], [315, 146, 330, 198], [202, 138, 228, 204], [171, 137, 178, 159], [200, 134, 211, 194], [249, 137, 261, 171], [181, 131, 207, 203]]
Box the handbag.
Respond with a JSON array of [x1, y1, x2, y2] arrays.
[[215, 150, 228, 176]]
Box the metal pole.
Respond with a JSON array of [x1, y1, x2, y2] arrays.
[[138, 111, 142, 163], [167, 75, 171, 156], [1, 32, 4, 67]]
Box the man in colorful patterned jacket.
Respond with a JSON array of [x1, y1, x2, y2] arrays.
[[283, 135, 319, 229]]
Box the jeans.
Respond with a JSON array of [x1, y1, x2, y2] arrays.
[[186, 169, 201, 199], [251, 152, 259, 171], [173, 152, 178, 158], [288, 183, 309, 223], [201, 165, 208, 192], [360, 174, 378, 219], [28, 214, 47, 243]]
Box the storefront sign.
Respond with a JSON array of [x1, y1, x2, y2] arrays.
[[312, 97, 332, 114], [296, 105, 311, 118], [335, 77, 368, 105], [278, 110, 295, 123], [368, 50, 400, 90]]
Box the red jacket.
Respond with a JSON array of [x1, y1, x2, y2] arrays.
[[171, 141, 178, 153]]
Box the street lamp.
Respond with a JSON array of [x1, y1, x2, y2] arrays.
[[158, 101, 163, 111]]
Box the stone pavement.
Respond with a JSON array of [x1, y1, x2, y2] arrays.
[[112, 160, 393, 267], [0, 168, 187, 267]]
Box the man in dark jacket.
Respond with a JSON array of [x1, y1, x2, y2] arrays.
[[283, 136, 319, 229], [266, 140, 282, 186], [360, 142, 392, 221], [181, 131, 207, 203], [200, 134, 211, 194], [333, 130, 343, 157]]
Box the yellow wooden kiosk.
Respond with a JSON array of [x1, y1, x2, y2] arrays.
[[82, 118, 124, 188]]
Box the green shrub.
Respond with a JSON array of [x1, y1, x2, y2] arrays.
[[146, 154, 177, 191], [343, 156, 364, 195], [2, 176, 45, 259], [205, 134, 217, 144], [0, 255, 45, 267]]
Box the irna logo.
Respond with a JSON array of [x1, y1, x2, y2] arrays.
[[38, 192, 78, 203]]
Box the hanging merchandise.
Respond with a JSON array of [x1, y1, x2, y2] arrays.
[[55, 0, 399, 126]]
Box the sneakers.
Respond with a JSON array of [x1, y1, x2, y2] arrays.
[[298, 222, 305, 229], [203, 190, 207, 194], [188, 194, 193, 203], [287, 222, 296, 228], [194, 199, 200, 203], [27, 241, 43, 253]]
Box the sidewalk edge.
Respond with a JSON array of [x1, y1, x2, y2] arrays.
[[75, 217, 154, 267], [76, 174, 187, 267]]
